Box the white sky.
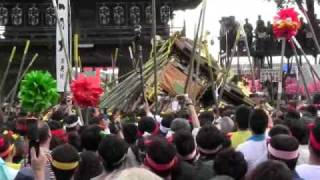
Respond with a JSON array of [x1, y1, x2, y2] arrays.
[[171, 0, 320, 61]]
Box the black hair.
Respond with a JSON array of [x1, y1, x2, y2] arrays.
[[198, 111, 214, 127], [250, 160, 292, 180], [64, 115, 79, 132], [196, 125, 230, 159], [268, 124, 291, 137], [214, 148, 247, 180], [176, 109, 190, 119], [173, 130, 195, 159], [67, 131, 82, 152], [145, 136, 177, 178], [138, 116, 156, 134], [249, 109, 268, 135], [74, 151, 103, 180], [98, 135, 128, 172], [80, 125, 102, 151], [48, 120, 63, 130], [51, 144, 80, 180], [122, 123, 138, 145], [268, 134, 299, 170], [235, 105, 251, 130], [284, 112, 308, 144], [38, 121, 50, 145]]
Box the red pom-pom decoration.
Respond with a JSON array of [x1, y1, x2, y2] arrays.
[[273, 8, 301, 40], [71, 75, 103, 107]]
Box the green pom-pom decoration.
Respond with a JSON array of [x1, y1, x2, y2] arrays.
[[18, 71, 60, 113]]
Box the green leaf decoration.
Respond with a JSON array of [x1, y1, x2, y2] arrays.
[[18, 71, 60, 113]]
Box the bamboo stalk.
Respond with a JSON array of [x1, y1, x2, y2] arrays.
[[184, 0, 206, 94], [290, 40, 311, 103], [0, 46, 16, 103], [152, 0, 158, 115], [277, 39, 286, 109], [74, 34, 79, 78], [4, 53, 39, 103], [292, 37, 320, 81], [9, 40, 30, 109]]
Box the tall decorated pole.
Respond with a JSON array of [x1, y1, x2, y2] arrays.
[[152, 0, 158, 115], [273, 8, 311, 104]]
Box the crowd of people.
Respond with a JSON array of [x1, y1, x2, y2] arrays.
[[0, 93, 320, 180]]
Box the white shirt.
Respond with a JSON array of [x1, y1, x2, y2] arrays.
[[236, 135, 268, 172], [297, 145, 309, 165], [296, 164, 320, 180]]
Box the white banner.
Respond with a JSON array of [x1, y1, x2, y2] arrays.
[[55, 0, 70, 92]]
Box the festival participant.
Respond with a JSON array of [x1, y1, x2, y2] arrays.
[[211, 148, 247, 180], [93, 135, 139, 179], [15, 121, 54, 180], [229, 105, 252, 148], [73, 151, 103, 180], [237, 109, 268, 172], [138, 116, 159, 137], [296, 122, 320, 180], [80, 125, 102, 152], [173, 130, 199, 164], [284, 110, 309, 164], [170, 118, 191, 133], [198, 111, 214, 127], [267, 134, 302, 180], [64, 114, 81, 133], [0, 134, 18, 180], [249, 160, 292, 180], [143, 136, 195, 180], [195, 125, 230, 180], [51, 144, 80, 180], [48, 120, 66, 149], [159, 114, 174, 137]]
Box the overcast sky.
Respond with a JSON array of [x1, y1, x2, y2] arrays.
[[171, 0, 320, 59]]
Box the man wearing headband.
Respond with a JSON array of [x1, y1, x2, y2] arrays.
[[195, 126, 230, 180], [296, 123, 320, 180], [267, 134, 302, 180], [51, 144, 80, 180], [143, 136, 195, 180], [173, 130, 199, 164], [237, 109, 269, 172], [0, 134, 18, 180], [93, 135, 137, 180]]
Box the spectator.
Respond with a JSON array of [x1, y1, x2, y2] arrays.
[[174, 130, 199, 164], [230, 105, 251, 148], [296, 122, 320, 180], [237, 109, 268, 171], [80, 125, 102, 152], [73, 151, 103, 180], [212, 148, 247, 180], [51, 144, 80, 180], [250, 160, 292, 180], [267, 134, 302, 179]]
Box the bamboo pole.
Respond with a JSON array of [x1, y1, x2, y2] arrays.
[[184, 0, 206, 94], [290, 40, 311, 103], [4, 53, 39, 103], [74, 34, 79, 78], [292, 37, 320, 81], [9, 40, 30, 109], [277, 39, 286, 109], [152, 0, 158, 115], [0, 46, 16, 103]]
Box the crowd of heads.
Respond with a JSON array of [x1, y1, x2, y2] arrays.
[[0, 93, 320, 180]]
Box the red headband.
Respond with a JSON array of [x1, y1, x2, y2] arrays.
[[308, 123, 320, 151], [144, 155, 178, 172], [51, 129, 68, 143]]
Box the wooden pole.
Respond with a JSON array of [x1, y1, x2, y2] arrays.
[[0, 46, 16, 103], [152, 0, 158, 115], [277, 38, 286, 109], [290, 40, 311, 103], [9, 40, 30, 109]]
